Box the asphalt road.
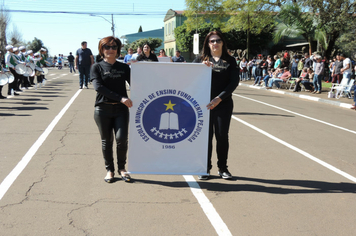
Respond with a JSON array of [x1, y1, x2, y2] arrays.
[[0, 68, 355, 236]]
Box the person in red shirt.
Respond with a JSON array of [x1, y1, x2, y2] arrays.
[[266, 67, 291, 89]]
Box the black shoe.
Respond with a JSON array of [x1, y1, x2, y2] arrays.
[[15, 89, 23, 92], [218, 169, 232, 179], [104, 172, 115, 183], [120, 173, 131, 182], [0, 95, 7, 99], [79, 86, 83, 89], [104, 177, 114, 183], [198, 171, 210, 180]]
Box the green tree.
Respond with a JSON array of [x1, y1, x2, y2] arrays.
[[0, 7, 10, 53], [27, 37, 47, 53], [138, 25, 143, 32], [174, 22, 272, 56], [128, 38, 162, 52], [184, 0, 277, 58], [273, 4, 320, 55], [335, 21, 356, 58], [301, 0, 356, 58]]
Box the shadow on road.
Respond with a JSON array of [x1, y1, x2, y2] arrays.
[[0, 113, 31, 116], [233, 112, 294, 117], [0, 106, 49, 111], [132, 177, 356, 194]]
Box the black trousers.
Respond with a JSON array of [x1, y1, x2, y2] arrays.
[[94, 104, 129, 172], [36, 74, 44, 83], [207, 98, 233, 171], [8, 68, 20, 94]]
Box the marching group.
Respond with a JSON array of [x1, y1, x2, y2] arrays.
[[0, 45, 49, 99]]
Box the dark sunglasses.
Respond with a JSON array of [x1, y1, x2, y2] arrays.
[[103, 45, 118, 50], [209, 39, 222, 44]]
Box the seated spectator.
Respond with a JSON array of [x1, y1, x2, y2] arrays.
[[262, 68, 275, 87], [301, 68, 315, 91], [266, 67, 291, 89], [293, 68, 308, 92]]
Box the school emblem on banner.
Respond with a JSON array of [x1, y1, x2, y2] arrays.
[[135, 90, 204, 144], [128, 62, 211, 175]]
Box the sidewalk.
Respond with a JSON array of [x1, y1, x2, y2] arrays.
[[239, 79, 355, 109]]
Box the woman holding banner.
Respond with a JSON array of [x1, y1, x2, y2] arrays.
[[136, 44, 158, 62], [193, 31, 239, 180], [91, 36, 133, 183]]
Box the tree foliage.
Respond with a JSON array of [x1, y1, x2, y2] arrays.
[[335, 20, 356, 58], [300, 0, 356, 58], [273, 4, 321, 54], [27, 37, 45, 53], [138, 25, 143, 32], [184, 0, 277, 34], [9, 25, 25, 47], [174, 22, 273, 55], [0, 7, 10, 53], [184, 0, 356, 58], [127, 37, 162, 52]]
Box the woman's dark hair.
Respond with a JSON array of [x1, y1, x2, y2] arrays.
[[201, 31, 229, 61], [159, 48, 166, 56], [98, 36, 122, 59], [141, 44, 151, 56]]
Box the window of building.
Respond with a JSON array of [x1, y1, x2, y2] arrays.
[[168, 22, 171, 35], [172, 21, 175, 35]]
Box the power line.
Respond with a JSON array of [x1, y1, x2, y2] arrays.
[[4, 9, 168, 16]]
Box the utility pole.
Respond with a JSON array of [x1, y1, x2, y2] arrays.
[[246, 0, 250, 60], [111, 14, 115, 37], [90, 14, 115, 37]]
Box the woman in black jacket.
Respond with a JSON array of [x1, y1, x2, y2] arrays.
[[193, 31, 239, 180], [91, 36, 132, 183]]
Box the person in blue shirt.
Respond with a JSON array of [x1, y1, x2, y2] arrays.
[[124, 48, 133, 64], [172, 50, 186, 62]]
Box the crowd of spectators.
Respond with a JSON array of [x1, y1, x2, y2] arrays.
[[235, 51, 356, 95]]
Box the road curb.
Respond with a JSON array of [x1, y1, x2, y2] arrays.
[[239, 83, 354, 109]]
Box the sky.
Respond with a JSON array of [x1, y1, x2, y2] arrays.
[[4, 0, 187, 57]]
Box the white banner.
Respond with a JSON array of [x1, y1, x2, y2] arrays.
[[128, 62, 211, 175], [157, 57, 172, 62]]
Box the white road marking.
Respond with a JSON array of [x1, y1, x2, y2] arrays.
[[183, 175, 232, 236], [232, 115, 356, 183], [0, 90, 82, 201], [233, 93, 356, 135]]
